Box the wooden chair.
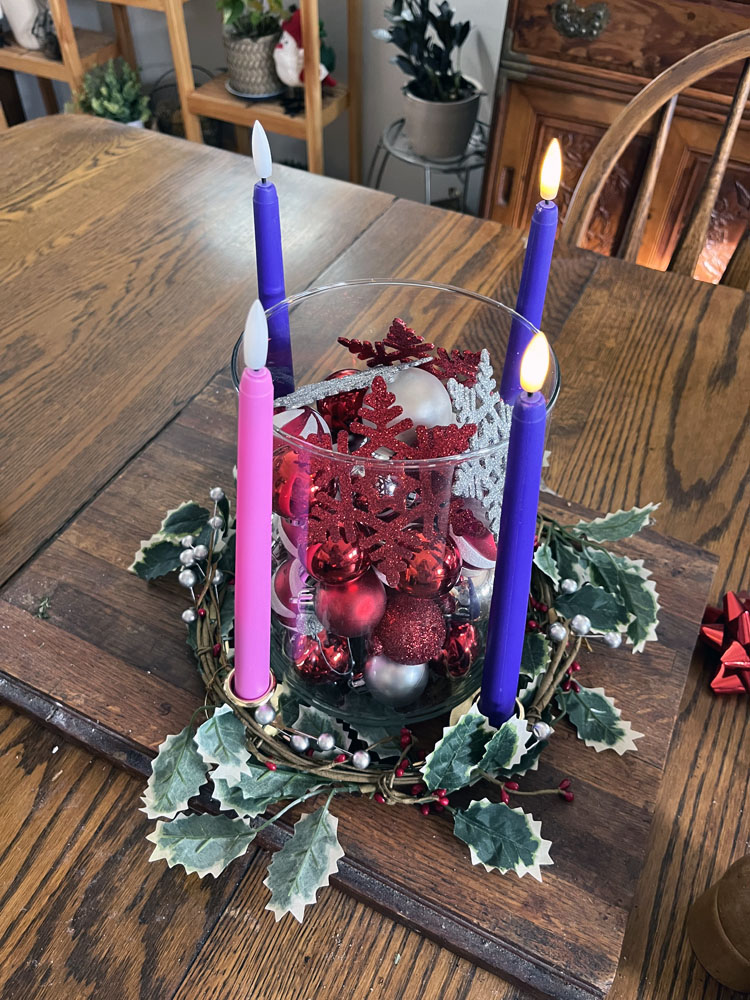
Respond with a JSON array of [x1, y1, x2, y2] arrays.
[[560, 29, 750, 288]]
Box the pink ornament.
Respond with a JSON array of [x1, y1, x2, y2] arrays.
[[273, 405, 331, 443], [302, 533, 368, 585], [314, 569, 386, 638], [373, 593, 446, 664], [271, 558, 309, 628]]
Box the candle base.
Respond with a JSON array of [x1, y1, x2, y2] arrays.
[[223, 668, 277, 708]]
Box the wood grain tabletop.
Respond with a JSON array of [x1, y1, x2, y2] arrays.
[[1, 116, 749, 1000]]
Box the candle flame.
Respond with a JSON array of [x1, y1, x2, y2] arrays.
[[539, 139, 562, 201], [252, 121, 273, 180], [243, 300, 269, 370], [519, 332, 550, 393]]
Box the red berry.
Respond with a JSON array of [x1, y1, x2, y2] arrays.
[[505, 781, 519, 791], [264, 761, 277, 771], [305, 748, 314, 758], [526, 619, 539, 631], [561, 790, 574, 802], [538, 603, 548, 613], [411, 783, 425, 796], [400, 727, 412, 739], [333, 753, 347, 764], [400, 736, 411, 749], [198, 608, 207, 618], [434, 803, 445, 813], [562, 678, 572, 692], [558, 779, 571, 790], [571, 680, 581, 693], [212, 643, 221, 657], [500, 788, 510, 804], [438, 796, 450, 807], [419, 804, 431, 816], [374, 793, 385, 804], [401, 759, 411, 769], [571, 661, 582, 672], [395, 767, 405, 778], [434, 788, 447, 797]]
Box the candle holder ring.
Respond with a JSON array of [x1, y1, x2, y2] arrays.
[[222, 667, 277, 709]]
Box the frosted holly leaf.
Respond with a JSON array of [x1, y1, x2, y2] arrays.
[[160, 502, 211, 539], [533, 542, 560, 586], [141, 726, 207, 820], [293, 705, 349, 756], [422, 705, 491, 793], [147, 813, 256, 878], [521, 630, 551, 679], [213, 759, 327, 818], [478, 716, 534, 776], [555, 583, 629, 632], [129, 535, 184, 580], [571, 503, 660, 542], [497, 736, 550, 779], [453, 799, 553, 881], [586, 549, 660, 652], [194, 705, 248, 776], [551, 536, 590, 587], [264, 801, 345, 922], [556, 685, 643, 754]]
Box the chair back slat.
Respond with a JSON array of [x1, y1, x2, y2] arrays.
[[669, 59, 750, 277], [619, 95, 678, 263], [720, 225, 750, 289]]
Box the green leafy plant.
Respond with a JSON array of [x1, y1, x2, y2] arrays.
[[217, 0, 287, 39], [71, 58, 150, 124], [374, 0, 474, 102]]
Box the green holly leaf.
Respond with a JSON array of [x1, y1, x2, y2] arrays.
[[348, 723, 401, 759], [497, 737, 549, 779], [263, 800, 345, 921], [422, 706, 491, 794], [586, 549, 660, 652], [141, 726, 208, 820], [551, 536, 589, 586], [217, 494, 231, 527], [160, 501, 211, 538], [453, 799, 553, 880], [213, 759, 328, 818], [554, 584, 628, 632], [478, 716, 533, 775], [129, 535, 184, 580], [571, 503, 659, 542], [521, 631, 551, 679], [219, 586, 235, 641], [533, 542, 560, 585], [556, 685, 643, 754], [218, 531, 236, 574], [293, 705, 349, 757], [147, 813, 255, 877], [194, 705, 248, 775]]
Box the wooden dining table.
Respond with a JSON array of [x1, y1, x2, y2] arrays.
[[1, 115, 748, 1000]]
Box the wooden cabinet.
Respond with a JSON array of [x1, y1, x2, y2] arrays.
[[481, 0, 750, 279]]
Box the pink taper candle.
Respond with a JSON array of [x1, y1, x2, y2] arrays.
[[233, 299, 275, 701]]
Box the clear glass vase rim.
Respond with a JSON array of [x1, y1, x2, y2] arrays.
[[231, 278, 561, 469]]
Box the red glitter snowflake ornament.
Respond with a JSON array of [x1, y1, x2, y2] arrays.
[[339, 318, 434, 368], [348, 376, 414, 457]]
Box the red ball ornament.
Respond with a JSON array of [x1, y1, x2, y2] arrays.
[[390, 531, 461, 598], [314, 569, 386, 638], [273, 446, 331, 520], [273, 405, 331, 443], [288, 630, 351, 684], [373, 593, 446, 664], [271, 558, 309, 628], [317, 369, 367, 434], [430, 622, 480, 678], [301, 533, 368, 584]]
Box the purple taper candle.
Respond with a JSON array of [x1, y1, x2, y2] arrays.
[[252, 122, 294, 397], [500, 139, 561, 404], [481, 333, 550, 727]]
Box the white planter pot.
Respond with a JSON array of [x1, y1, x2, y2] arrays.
[[402, 77, 482, 161], [126, 119, 145, 128], [2, 0, 42, 49], [223, 32, 283, 99]]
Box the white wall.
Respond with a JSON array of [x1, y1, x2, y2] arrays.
[[13, 0, 507, 212]]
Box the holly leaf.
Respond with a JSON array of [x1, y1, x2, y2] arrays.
[[293, 705, 349, 756], [497, 737, 549, 779], [219, 586, 235, 641], [551, 536, 590, 586], [586, 549, 660, 652], [129, 535, 184, 580], [422, 706, 491, 793], [453, 799, 553, 880], [571, 503, 659, 542], [213, 759, 328, 818], [194, 705, 248, 776], [160, 501, 211, 538], [479, 716, 533, 775], [348, 723, 401, 759], [554, 584, 628, 632], [556, 685, 643, 754], [141, 726, 208, 820], [533, 543, 560, 585], [521, 631, 551, 679], [263, 800, 345, 922], [147, 813, 255, 877]]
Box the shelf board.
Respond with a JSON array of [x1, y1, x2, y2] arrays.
[[186, 75, 350, 137], [0, 29, 117, 81], [93, 0, 189, 10]]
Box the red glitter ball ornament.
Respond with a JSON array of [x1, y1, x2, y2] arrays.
[[301, 533, 369, 585], [316, 369, 367, 434], [288, 630, 351, 684], [373, 593, 446, 664], [314, 569, 387, 638], [430, 622, 480, 678], [390, 531, 461, 598]]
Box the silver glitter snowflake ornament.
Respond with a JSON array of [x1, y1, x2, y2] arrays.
[[447, 349, 512, 535], [275, 358, 431, 411]]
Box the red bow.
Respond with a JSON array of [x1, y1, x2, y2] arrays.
[[700, 591, 750, 695]]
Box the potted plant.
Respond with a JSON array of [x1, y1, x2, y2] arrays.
[[375, 0, 481, 160], [70, 59, 150, 127], [217, 0, 287, 99]]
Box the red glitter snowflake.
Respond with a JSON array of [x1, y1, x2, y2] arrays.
[[422, 348, 481, 387], [348, 376, 413, 457], [339, 318, 434, 368]]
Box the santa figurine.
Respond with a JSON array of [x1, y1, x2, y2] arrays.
[[274, 9, 336, 89]]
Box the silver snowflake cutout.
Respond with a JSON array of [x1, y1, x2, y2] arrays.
[[447, 349, 512, 535]]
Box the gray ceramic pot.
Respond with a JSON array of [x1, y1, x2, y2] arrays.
[[402, 78, 482, 160], [224, 31, 283, 99]]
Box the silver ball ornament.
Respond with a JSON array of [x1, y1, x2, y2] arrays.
[[178, 568, 197, 588], [532, 721, 552, 740], [211, 569, 224, 586], [383, 367, 454, 443], [549, 622, 567, 643], [181, 607, 197, 623], [352, 750, 371, 770], [449, 569, 494, 623], [291, 733, 310, 753], [560, 578, 578, 594], [179, 549, 196, 566], [208, 516, 224, 530], [254, 703, 277, 726], [603, 630, 622, 649], [364, 654, 429, 707], [317, 732, 335, 752], [180, 535, 195, 548], [192, 544, 209, 560], [209, 487, 225, 501], [570, 614, 592, 636]]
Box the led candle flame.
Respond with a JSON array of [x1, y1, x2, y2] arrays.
[[244, 299, 270, 370], [539, 139, 562, 201], [519, 332, 550, 392], [252, 121, 273, 181]]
